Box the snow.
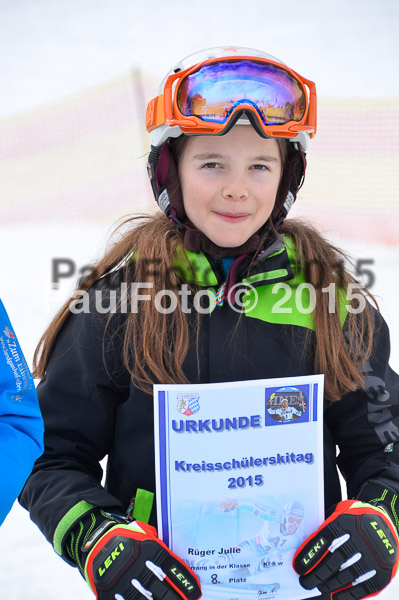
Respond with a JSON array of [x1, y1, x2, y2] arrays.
[[1, 0, 399, 598], [0, 0, 399, 120]]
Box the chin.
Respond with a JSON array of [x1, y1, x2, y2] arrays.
[[210, 236, 249, 248]]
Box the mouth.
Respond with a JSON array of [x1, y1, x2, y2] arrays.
[[213, 211, 251, 223]]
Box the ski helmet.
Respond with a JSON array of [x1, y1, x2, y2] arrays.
[[283, 501, 305, 520], [281, 501, 305, 535], [145, 46, 317, 251], [147, 46, 316, 151]]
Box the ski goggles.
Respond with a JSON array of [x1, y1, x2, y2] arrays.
[[146, 56, 317, 140], [287, 515, 303, 525]]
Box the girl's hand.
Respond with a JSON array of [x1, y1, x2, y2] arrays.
[[293, 500, 398, 599], [83, 519, 202, 600]]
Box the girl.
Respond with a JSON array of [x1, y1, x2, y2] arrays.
[[20, 47, 399, 600]]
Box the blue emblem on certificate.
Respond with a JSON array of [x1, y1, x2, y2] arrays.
[[177, 393, 200, 416], [154, 375, 324, 600]]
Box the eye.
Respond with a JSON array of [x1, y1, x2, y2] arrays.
[[202, 162, 221, 169], [251, 164, 269, 171]]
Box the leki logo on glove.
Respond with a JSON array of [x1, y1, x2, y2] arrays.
[[169, 565, 196, 592], [98, 542, 125, 577], [301, 536, 327, 566], [370, 521, 395, 554]]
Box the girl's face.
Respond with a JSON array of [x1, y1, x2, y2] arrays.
[[179, 125, 282, 248]]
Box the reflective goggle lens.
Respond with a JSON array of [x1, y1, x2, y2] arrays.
[[177, 59, 306, 127]]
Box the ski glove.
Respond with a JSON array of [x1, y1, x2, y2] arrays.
[[81, 518, 202, 600], [293, 500, 399, 600]]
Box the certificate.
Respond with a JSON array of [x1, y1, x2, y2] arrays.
[[154, 375, 324, 600]]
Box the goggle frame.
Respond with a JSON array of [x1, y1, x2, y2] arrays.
[[146, 55, 317, 142]]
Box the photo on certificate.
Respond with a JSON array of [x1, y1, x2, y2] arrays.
[[154, 375, 324, 600]]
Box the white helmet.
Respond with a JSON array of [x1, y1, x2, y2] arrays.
[[146, 46, 315, 236]]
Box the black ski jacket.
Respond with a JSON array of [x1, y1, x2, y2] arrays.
[[20, 238, 399, 562]]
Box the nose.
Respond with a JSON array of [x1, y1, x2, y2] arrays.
[[222, 176, 249, 200]]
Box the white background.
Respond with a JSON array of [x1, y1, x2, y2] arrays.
[[1, 1, 399, 598]]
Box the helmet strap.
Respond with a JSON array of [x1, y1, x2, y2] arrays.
[[273, 145, 306, 229], [147, 142, 186, 226]]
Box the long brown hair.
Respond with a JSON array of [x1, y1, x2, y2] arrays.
[[33, 138, 377, 403]]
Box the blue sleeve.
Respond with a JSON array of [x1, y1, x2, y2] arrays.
[[0, 299, 44, 525]]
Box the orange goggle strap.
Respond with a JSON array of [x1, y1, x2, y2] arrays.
[[146, 56, 317, 140]]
